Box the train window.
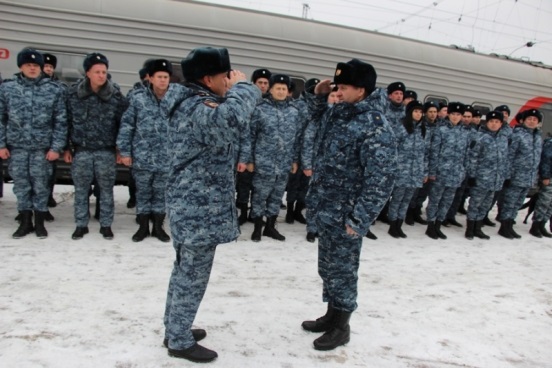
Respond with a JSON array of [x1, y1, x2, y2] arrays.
[[539, 102, 552, 137], [424, 95, 448, 106], [290, 77, 305, 99], [170, 62, 184, 84], [472, 103, 492, 118]]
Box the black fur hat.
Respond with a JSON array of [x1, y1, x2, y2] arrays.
[[464, 105, 474, 114], [181, 47, 231, 82], [495, 105, 511, 115], [17, 48, 44, 68], [422, 101, 438, 113], [269, 74, 291, 88], [43, 53, 57, 69], [251, 68, 271, 83], [305, 78, 320, 94], [148, 59, 173, 76], [522, 109, 543, 122], [404, 90, 417, 100], [486, 111, 503, 122], [472, 109, 482, 118], [447, 102, 466, 114], [83, 52, 109, 72], [387, 81, 405, 95], [406, 100, 423, 113], [333, 59, 377, 94]]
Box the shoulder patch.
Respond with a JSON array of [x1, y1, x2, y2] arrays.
[[369, 111, 384, 125], [203, 100, 219, 108]]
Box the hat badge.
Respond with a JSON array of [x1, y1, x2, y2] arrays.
[[31, 54, 35, 59], [335, 69, 341, 76], [96, 55, 101, 60], [162, 62, 166, 66]]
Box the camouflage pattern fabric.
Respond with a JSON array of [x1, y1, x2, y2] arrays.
[[426, 183, 457, 222], [388, 186, 417, 221], [132, 169, 168, 215], [508, 125, 542, 188], [533, 138, 552, 221]]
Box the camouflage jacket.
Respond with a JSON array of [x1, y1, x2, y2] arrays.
[[66, 78, 128, 150], [539, 137, 552, 180], [117, 83, 191, 172], [467, 126, 509, 191], [0, 73, 67, 152], [393, 121, 428, 188], [306, 91, 398, 236], [508, 125, 542, 187], [166, 82, 261, 246]]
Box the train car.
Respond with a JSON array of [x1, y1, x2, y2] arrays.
[[0, 0, 551, 132]]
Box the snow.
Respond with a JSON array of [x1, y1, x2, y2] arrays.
[[1, 183, 552, 368]]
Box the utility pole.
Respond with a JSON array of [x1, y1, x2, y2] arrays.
[[302, 3, 310, 19]]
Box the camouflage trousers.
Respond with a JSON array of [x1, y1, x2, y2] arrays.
[[251, 172, 287, 218], [533, 184, 552, 222], [388, 186, 416, 221], [306, 205, 317, 233], [499, 185, 529, 221], [72, 149, 116, 227], [426, 181, 457, 222], [446, 178, 468, 219], [132, 169, 167, 215], [317, 221, 361, 313], [164, 243, 217, 350], [467, 187, 494, 221], [8, 148, 53, 212]]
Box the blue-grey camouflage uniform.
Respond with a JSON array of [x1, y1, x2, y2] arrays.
[[466, 126, 509, 221], [163, 82, 261, 351], [500, 125, 542, 221], [117, 83, 191, 215], [306, 91, 397, 312], [410, 118, 439, 209], [286, 95, 311, 205], [532, 137, 552, 222], [248, 96, 302, 218], [426, 120, 471, 222], [0, 73, 67, 212], [67, 78, 127, 227], [388, 121, 427, 221]]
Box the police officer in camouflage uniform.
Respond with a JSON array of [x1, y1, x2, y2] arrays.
[[530, 126, 552, 238], [0, 48, 67, 239], [163, 47, 261, 363], [301, 59, 397, 351], [384, 81, 406, 128], [118, 59, 190, 243], [65, 53, 128, 240], [465, 111, 509, 240], [425, 102, 470, 239], [248, 74, 303, 242], [498, 109, 542, 239]]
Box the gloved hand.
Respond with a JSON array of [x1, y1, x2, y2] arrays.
[[503, 179, 511, 188], [468, 177, 476, 187]]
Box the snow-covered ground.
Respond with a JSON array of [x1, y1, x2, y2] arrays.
[[1, 183, 551, 368]]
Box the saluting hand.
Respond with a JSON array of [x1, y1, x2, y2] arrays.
[[314, 79, 333, 95], [226, 70, 247, 90]]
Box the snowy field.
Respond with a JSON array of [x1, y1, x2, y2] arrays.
[[1, 183, 552, 368]]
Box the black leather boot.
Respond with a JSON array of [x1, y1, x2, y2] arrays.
[[285, 202, 295, 224], [34, 211, 48, 239], [163, 329, 207, 348], [100, 226, 114, 240], [413, 206, 428, 225], [539, 221, 552, 238], [365, 230, 377, 240], [425, 222, 438, 239], [529, 221, 543, 238], [313, 310, 351, 351], [465, 219, 475, 240], [446, 217, 463, 228], [72, 226, 89, 240], [263, 215, 285, 241], [396, 219, 407, 238], [482, 215, 496, 227], [498, 220, 514, 239], [293, 201, 307, 224], [152, 213, 171, 242], [12, 210, 34, 239], [405, 207, 415, 226], [509, 221, 521, 239], [302, 304, 336, 333], [435, 221, 447, 239], [306, 232, 317, 243], [474, 220, 490, 239], [387, 220, 401, 238], [237, 203, 249, 226], [132, 214, 151, 242], [168, 343, 218, 363], [251, 217, 263, 242]]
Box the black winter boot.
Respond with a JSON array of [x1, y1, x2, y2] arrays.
[[152, 214, 171, 242], [293, 201, 307, 224], [313, 310, 351, 351], [72, 226, 89, 240], [509, 221, 521, 239], [306, 232, 317, 243], [168, 343, 218, 363], [498, 220, 514, 239], [539, 222, 552, 238], [482, 215, 496, 227], [100, 226, 114, 240], [446, 217, 463, 228], [387, 220, 401, 239], [48, 194, 57, 208], [15, 212, 22, 222], [365, 230, 377, 240], [425, 222, 439, 240], [263, 215, 285, 241], [285, 202, 295, 224], [34, 211, 48, 239], [377, 202, 390, 224], [44, 210, 55, 222], [12, 210, 34, 239], [251, 217, 263, 242], [132, 214, 151, 242], [465, 219, 475, 240], [396, 219, 407, 238], [413, 206, 428, 225], [163, 328, 207, 348], [474, 220, 490, 239], [529, 221, 543, 238], [302, 304, 336, 333], [237, 203, 249, 226], [405, 207, 415, 226], [435, 221, 448, 239]]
